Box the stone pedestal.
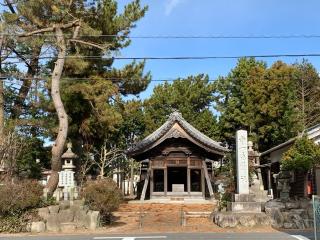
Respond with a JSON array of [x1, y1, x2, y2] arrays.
[[233, 193, 255, 202], [228, 193, 261, 213]]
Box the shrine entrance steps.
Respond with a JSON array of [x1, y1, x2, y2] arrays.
[[130, 196, 216, 204], [112, 202, 217, 231]]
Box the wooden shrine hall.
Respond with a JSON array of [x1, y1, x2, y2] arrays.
[[126, 111, 229, 201]]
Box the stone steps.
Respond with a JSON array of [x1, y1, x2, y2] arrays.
[[185, 211, 212, 216], [113, 202, 217, 227], [118, 203, 215, 212]]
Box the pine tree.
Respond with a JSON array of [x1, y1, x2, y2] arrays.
[[2, 0, 150, 194], [144, 74, 220, 139]]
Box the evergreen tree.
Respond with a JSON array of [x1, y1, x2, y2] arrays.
[[2, 0, 150, 194], [293, 60, 320, 130], [215, 58, 300, 151], [144, 74, 220, 139]]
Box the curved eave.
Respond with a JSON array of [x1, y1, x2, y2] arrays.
[[126, 112, 229, 157]]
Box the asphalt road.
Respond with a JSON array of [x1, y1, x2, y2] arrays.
[[0, 232, 315, 240]]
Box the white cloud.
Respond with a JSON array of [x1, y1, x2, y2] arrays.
[[165, 0, 184, 16]]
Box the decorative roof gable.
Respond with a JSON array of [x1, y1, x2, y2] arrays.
[[126, 111, 229, 157]]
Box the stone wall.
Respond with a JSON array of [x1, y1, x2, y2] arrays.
[[30, 200, 100, 233], [213, 198, 314, 229], [213, 212, 271, 228], [265, 198, 313, 229]]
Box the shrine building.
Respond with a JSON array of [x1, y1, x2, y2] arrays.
[[126, 111, 229, 201]]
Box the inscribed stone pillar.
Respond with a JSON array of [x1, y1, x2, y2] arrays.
[[236, 130, 249, 194]]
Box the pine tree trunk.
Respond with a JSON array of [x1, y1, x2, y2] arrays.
[[0, 35, 4, 139], [46, 27, 68, 196], [0, 80, 4, 139]]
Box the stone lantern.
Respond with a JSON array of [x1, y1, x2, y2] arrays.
[[59, 142, 78, 200]]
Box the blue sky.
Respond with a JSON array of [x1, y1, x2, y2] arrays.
[[114, 0, 320, 99]]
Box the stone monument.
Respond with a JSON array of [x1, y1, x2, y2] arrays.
[[227, 130, 261, 213]]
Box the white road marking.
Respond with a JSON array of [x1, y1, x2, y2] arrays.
[[291, 235, 311, 240], [93, 236, 167, 240]]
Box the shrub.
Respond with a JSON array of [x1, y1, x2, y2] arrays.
[[281, 136, 320, 172], [0, 179, 43, 216], [0, 211, 32, 233], [38, 196, 57, 208], [81, 178, 123, 223]]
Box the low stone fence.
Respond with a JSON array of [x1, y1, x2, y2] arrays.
[[30, 200, 100, 233], [213, 198, 314, 229], [265, 198, 313, 229], [213, 212, 271, 228]]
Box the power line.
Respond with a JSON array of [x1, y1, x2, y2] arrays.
[[0, 76, 306, 83], [2, 33, 320, 39], [3, 53, 320, 61]]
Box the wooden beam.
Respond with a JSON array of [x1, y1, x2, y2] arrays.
[[140, 167, 151, 201], [202, 161, 214, 198]]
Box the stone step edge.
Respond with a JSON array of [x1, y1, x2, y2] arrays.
[[185, 211, 212, 215]]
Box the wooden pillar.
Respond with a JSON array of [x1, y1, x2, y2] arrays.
[[315, 167, 320, 195], [201, 166, 205, 198], [187, 155, 191, 195], [304, 173, 308, 197], [164, 167, 168, 196], [202, 161, 214, 198], [267, 168, 271, 190], [150, 168, 154, 199], [140, 167, 151, 201]]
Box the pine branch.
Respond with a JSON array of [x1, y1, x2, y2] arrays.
[[4, 0, 16, 14], [69, 39, 106, 50], [18, 20, 80, 37], [8, 47, 32, 69]]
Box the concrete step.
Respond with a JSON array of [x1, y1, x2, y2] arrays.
[[185, 211, 212, 217], [170, 197, 184, 201]]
